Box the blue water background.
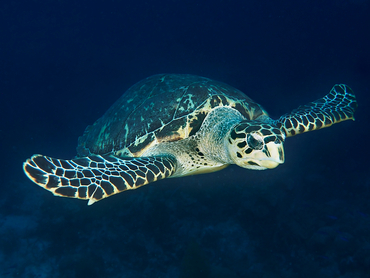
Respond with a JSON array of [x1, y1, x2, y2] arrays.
[[0, 0, 369, 277]]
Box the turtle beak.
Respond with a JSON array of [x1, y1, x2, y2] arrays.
[[258, 142, 285, 169], [237, 142, 285, 170]]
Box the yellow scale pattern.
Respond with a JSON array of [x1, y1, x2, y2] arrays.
[[275, 84, 357, 137], [23, 154, 177, 205]]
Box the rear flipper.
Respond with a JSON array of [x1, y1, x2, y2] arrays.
[[23, 154, 177, 205], [275, 84, 357, 137]]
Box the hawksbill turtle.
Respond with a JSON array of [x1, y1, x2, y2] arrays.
[[23, 74, 357, 205]]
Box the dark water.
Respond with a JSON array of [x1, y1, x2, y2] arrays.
[[1, 0, 369, 277]]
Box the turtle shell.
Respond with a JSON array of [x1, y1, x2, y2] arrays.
[[77, 74, 268, 157]]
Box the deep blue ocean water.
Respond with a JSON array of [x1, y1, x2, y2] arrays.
[[1, 0, 369, 277]]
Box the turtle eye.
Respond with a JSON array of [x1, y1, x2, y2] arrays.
[[247, 133, 263, 150]]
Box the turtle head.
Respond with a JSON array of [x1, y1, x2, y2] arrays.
[[226, 121, 285, 170]]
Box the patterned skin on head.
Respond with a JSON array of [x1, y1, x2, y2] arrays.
[[226, 120, 285, 170]]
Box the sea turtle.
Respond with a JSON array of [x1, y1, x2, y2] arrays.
[[23, 74, 357, 205]]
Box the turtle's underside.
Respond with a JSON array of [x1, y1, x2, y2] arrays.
[[23, 74, 357, 205]]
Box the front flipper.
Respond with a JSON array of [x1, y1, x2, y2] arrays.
[[23, 154, 177, 205], [274, 84, 357, 137]]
